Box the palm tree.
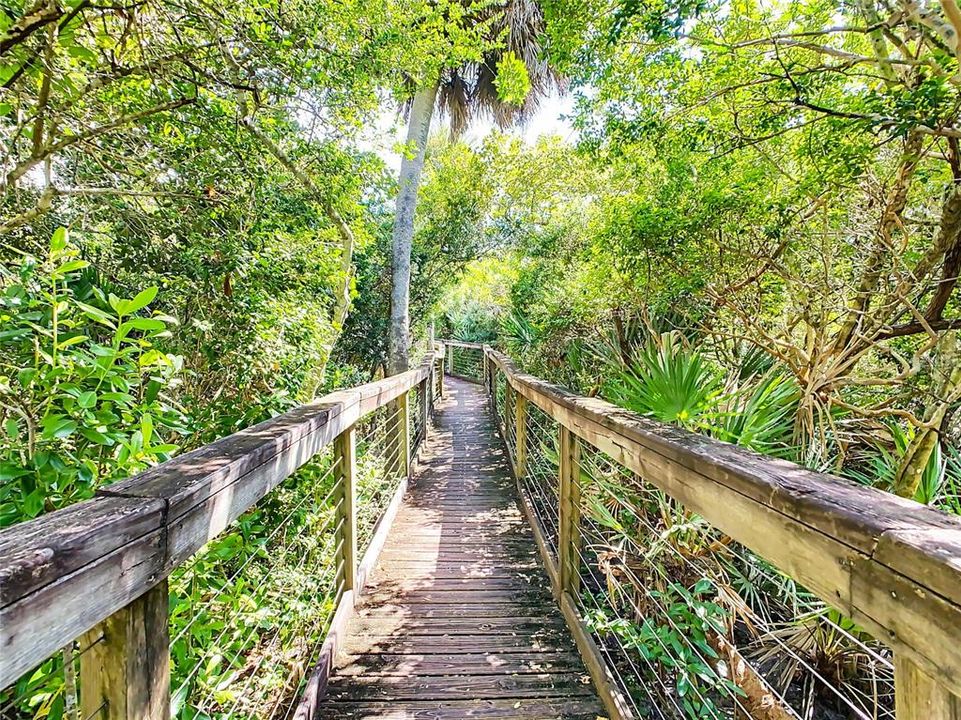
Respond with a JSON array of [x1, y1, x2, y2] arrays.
[[387, 0, 562, 374]]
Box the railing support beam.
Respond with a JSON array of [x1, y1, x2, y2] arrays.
[[515, 394, 528, 479], [335, 426, 357, 592], [558, 425, 582, 598], [419, 375, 430, 445], [896, 656, 961, 719], [438, 353, 445, 397], [389, 391, 411, 479], [80, 580, 169, 720]]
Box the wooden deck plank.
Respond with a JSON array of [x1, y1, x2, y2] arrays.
[[325, 673, 596, 701], [317, 378, 605, 718], [336, 652, 586, 676], [320, 699, 606, 719]]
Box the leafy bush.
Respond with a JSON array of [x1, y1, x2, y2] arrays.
[[0, 229, 188, 525], [602, 332, 723, 429]]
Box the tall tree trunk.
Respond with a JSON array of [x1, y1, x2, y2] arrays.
[[388, 80, 439, 375]]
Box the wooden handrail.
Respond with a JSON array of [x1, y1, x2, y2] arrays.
[[0, 349, 444, 699], [441, 339, 485, 349], [484, 346, 961, 717]]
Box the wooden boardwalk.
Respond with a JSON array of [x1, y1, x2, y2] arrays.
[[320, 378, 605, 719]]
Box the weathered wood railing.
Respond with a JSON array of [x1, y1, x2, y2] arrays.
[[444, 340, 486, 383], [458, 343, 961, 720], [0, 347, 446, 719]]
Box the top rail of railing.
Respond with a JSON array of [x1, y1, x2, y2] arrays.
[[0, 348, 445, 689], [443, 340, 485, 349], [481, 345, 961, 713]]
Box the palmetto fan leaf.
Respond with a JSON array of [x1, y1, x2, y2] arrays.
[[435, 0, 564, 135], [602, 332, 723, 429]]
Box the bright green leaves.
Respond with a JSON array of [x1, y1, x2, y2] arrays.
[[494, 51, 532, 106], [603, 332, 723, 429], [109, 286, 158, 317], [0, 230, 187, 526]]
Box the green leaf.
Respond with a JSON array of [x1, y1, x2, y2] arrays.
[[0, 328, 30, 341], [51, 227, 69, 253], [0, 462, 29, 481], [80, 427, 111, 445], [58, 334, 89, 349], [125, 286, 158, 314], [108, 293, 124, 315], [141, 413, 153, 445], [77, 390, 97, 408], [42, 416, 78, 440], [53, 259, 90, 276], [125, 317, 166, 332], [76, 301, 117, 328]]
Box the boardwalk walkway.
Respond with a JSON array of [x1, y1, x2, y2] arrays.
[[319, 378, 605, 719]]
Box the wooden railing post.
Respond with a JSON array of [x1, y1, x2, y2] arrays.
[[389, 391, 410, 479], [504, 381, 515, 446], [438, 353, 445, 397], [334, 426, 357, 592], [558, 425, 582, 597], [515, 394, 528, 479], [79, 580, 169, 720], [896, 656, 961, 719], [419, 375, 430, 444]]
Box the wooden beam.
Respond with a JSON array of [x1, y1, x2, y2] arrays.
[[0, 351, 444, 690], [0, 501, 165, 687], [390, 391, 410, 480], [485, 349, 961, 698], [515, 395, 529, 480], [441, 340, 485, 349], [335, 426, 357, 592], [558, 427, 581, 597], [896, 656, 961, 719], [419, 376, 430, 447], [80, 580, 170, 720]]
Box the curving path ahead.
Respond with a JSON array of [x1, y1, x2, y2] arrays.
[[318, 377, 605, 719]]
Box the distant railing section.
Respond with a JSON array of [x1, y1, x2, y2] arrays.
[[444, 340, 485, 383], [0, 347, 446, 720], [483, 346, 961, 720]]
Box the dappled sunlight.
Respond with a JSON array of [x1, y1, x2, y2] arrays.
[[318, 377, 598, 716]]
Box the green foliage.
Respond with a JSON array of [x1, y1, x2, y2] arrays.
[[585, 579, 739, 718], [0, 230, 187, 525], [494, 51, 532, 105], [711, 373, 799, 459], [603, 333, 723, 429], [845, 422, 947, 505]]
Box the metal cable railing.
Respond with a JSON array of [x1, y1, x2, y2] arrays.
[[0, 351, 443, 720], [483, 346, 946, 720]]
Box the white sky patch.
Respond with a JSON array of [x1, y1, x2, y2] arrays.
[[358, 88, 577, 174]]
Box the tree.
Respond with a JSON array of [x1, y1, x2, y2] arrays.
[[387, 0, 562, 373]]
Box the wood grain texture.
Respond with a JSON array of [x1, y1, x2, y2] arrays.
[[895, 655, 961, 720], [80, 579, 170, 720], [321, 699, 606, 719], [0, 352, 443, 692], [316, 378, 605, 718]]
